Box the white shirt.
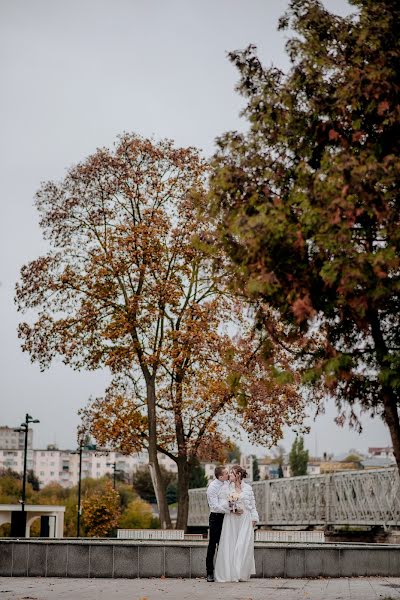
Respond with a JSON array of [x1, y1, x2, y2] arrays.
[[207, 479, 230, 514]]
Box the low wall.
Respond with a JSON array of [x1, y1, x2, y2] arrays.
[[0, 539, 399, 578]]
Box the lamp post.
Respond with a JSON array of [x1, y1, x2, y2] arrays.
[[14, 413, 40, 534], [74, 440, 96, 537], [106, 460, 122, 489], [77, 442, 83, 538]]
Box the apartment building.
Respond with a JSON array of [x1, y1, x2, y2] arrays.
[[0, 447, 178, 488], [0, 426, 33, 450], [0, 448, 34, 473]]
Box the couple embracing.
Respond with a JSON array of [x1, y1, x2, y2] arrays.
[[206, 464, 259, 583]]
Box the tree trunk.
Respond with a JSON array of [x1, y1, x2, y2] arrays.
[[146, 378, 172, 529], [382, 388, 400, 474], [176, 458, 190, 531], [368, 310, 400, 474], [173, 374, 190, 530]]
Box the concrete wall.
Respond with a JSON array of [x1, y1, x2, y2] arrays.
[[0, 540, 399, 578]]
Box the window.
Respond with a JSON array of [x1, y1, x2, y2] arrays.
[[40, 471, 44, 476], [50, 471, 54, 476]]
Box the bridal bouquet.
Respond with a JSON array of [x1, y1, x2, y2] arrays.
[[227, 490, 243, 513]]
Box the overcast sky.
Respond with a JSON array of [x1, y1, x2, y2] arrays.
[[0, 0, 391, 457]]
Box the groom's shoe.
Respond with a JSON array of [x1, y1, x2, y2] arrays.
[[206, 574, 215, 582]]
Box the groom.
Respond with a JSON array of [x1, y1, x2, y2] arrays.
[[205, 465, 230, 582]]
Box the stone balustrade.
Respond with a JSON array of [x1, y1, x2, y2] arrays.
[[0, 539, 399, 578]]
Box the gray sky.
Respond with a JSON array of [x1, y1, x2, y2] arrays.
[[0, 0, 391, 457]]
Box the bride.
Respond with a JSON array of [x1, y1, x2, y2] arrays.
[[214, 464, 259, 582]]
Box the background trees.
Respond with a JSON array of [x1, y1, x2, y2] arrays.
[[0, 470, 156, 537], [208, 0, 400, 472], [252, 456, 260, 481], [188, 458, 208, 489], [289, 437, 309, 476], [0, 468, 34, 505], [118, 498, 153, 530], [131, 465, 176, 504]]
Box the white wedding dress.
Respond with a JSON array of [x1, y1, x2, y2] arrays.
[[214, 482, 259, 582]]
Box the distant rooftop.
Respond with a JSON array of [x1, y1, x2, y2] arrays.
[[361, 457, 394, 468]]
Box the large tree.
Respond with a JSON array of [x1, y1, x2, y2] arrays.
[[208, 0, 400, 471], [16, 134, 206, 528], [16, 134, 305, 529]]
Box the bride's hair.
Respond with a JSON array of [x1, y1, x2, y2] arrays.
[[231, 465, 247, 480]]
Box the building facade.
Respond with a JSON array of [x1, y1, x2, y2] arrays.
[[0, 426, 33, 450], [0, 447, 178, 488], [0, 449, 34, 473], [368, 446, 395, 460]]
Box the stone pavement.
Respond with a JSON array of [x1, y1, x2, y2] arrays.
[[1, 577, 400, 600]]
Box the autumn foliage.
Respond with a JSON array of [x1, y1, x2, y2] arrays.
[[82, 480, 120, 537], [16, 134, 306, 529], [208, 0, 400, 470]]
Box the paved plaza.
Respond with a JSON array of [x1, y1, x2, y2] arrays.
[[1, 577, 400, 600]]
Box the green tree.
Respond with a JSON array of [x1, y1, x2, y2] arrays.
[[342, 453, 362, 463], [289, 437, 309, 477], [132, 466, 176, 504], [0, 469, 22, 503], [188, 458, 208, 489], [118, 498, 153, 529], [117, 483, 137, 511], [252, 456, 260, 481], [0, 468, 34, 504], [27, 470, 40, 491], [166, 481, 178, 504], [208, 0, 400, 473]]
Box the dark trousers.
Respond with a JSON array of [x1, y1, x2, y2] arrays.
[[206, 512, 224, 575]]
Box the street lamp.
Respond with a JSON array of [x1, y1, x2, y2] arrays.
[[106, 460, 122, 489], [14, 413, 40, 535], [73, 440, 96, 537]]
